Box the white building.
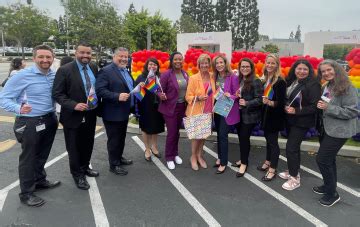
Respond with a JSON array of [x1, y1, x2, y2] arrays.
[[254, 38, 304, 56], [304, 31, 360, 58], [177, 31, 232, 60]]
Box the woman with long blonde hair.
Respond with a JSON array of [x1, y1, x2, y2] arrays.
[[257, 54, 286, 181], [185, 54, 216, 171]]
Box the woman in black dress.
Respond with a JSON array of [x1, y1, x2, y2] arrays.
[[135, 58, 165, 161]]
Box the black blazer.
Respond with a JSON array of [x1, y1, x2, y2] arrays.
[[261, 77, 286, 132], [286, 77, 321, 128], [240, 78, 263, 124], [52, 61, 98, 128], [95, 63, 134, 122]]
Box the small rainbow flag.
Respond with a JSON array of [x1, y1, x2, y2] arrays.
[[214, 87, 224, 100], [87, 85, 98, 109], [144, 78, 159, 93], [263, 83, 274, 100], [134, 87, 146, 101]]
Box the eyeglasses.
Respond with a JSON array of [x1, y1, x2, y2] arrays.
[[240, 66, 251, 69]]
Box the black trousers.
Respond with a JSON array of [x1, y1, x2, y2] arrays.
[[103, 119, 128, 167], [316, 133, 346, 196], [285, 126, 308, 177], [214, 114, 230, 166], [13, 113, 58, 196], [63, 114, 96, 179], [238, 121, 256, 165], [264, 131, 280, 169]]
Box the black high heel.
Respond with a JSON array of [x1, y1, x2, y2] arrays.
[[236, 165, 247, 178], [262, 170, 277, 181], [256, 162, 270, 172], [231, 161, 241, 168], [216, 166, 226, 174]]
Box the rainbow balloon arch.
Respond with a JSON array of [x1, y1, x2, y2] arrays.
[[131, 48, 360, 142]]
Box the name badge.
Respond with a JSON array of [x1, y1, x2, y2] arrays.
[[36, 124, 46, 132]]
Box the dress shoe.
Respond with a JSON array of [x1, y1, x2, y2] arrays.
[[262, 170, 276, 181], [144, 149, 152, 162], [257, 162, 270, 172], [35, 180, 61, 191], [236, 165, 247, 178], [216, 166, 226, 174], [213, 163, 220, 168], [198, 158, 207, 169], [110, 166, 128, 175], [85, 168, 99, 177], [20, 193, 45, 207], [231, 162, 241, 168], [74, 177, 90, 190], [151, 149, 162, 158], [120, 157, 133, 165]]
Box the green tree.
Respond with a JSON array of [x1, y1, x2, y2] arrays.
[[128, 3, 137, 14], [174, 15, 202, 33], [181, 0, 214, 32], [123, 9, 177, 52], [61, 0, 128, 60], [262, 43, 279, 53], [323, 44, 355, 60], [214, 0, 229, 31], [0, 4, 57, 58]]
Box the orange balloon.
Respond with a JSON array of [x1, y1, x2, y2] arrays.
[[348, 60, 355, 68], [353, 64, 360, 69]]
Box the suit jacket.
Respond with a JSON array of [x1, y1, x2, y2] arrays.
[[286, 77, 321, 128], [261, 77, 287, 132], [52, 60, 98, 128], [239, 77, 263, 124], [185, 72, 216, 116], [158, 69, 189, 117], [222, 73, 240, 125], [95, 63, 133, 122], [322, 85, 359, 138]]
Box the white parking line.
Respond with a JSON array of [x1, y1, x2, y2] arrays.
[[132, 136, 221, 227], [0, 131, 105, 212], [203, 146, 328, 227], [88, 164, 109, 227], [278, 155, 360, 197]]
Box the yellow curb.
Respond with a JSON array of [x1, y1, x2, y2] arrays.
[[0, 116, 15, 123], [0, 139, 17, 153]]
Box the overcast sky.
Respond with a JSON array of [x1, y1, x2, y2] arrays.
[[1, 0, 359, 39]]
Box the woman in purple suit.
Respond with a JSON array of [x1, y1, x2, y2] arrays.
[[158, 52, 189, 170], [212, 55, 240, 174]]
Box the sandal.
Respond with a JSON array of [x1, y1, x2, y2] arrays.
[[256, 162, 270, 172], [262, 169, 276, 181], [151, 148, 162, 158]]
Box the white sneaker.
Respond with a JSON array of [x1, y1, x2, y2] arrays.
[[279, 170, 300, 180], [167, 161, 175, 170], [282, 176, 301, 191], [174, 156, 183, 165]]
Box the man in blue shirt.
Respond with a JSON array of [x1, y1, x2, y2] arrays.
[[0, 45, 61, 207], [52, 42, 99, 190], [96, 47, 134, 176]]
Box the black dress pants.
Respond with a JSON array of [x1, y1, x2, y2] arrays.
[[285, 126, 308, 177], [214, 113, 230, 166], [13, 113, 58, 196], [103, 119, 128, 167], [63, 112, 96, 179], [238, 121, 256, 165], [316, 133, 346, 196], [264, 131, 280, 169]]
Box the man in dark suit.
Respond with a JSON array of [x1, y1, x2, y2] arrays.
[[95, 47, 133, 176], [52, 42, 99, 190]]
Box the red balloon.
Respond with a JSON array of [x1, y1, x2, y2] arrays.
[[353, 56, 360, 64]]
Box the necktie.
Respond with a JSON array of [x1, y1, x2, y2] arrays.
[[83, 66, 91, 94]]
